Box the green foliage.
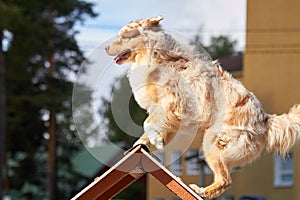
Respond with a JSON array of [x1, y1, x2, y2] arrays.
[[192, 34, 238, 60], [1, 0, 97, 198], [100, 75, 147, 145], [206, 36, 238, 59]]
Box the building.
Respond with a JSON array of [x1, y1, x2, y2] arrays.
[[226, 0, 300, 199], [147, 0, 300, 199]]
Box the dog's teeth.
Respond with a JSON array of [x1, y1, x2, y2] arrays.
[[114, 50, 131, 64]]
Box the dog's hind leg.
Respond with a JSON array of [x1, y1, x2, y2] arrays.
[[190, 150, 232, 199]]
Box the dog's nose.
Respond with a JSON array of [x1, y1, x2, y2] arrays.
[[105, 45, 110, 51]]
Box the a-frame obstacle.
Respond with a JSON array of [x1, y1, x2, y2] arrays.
[[71, 144, 203, 200]]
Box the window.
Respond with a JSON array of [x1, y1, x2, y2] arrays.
[[153, 151, 165, 165], [186, 149, 200, 175], [274, 152, 294, 187], [170, 197, 181, 200], [204, 165, 213, 174], [170, 150, 182, 176], [221, 196, 234, 200]]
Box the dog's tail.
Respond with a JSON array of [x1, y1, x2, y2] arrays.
[[266, 104, 300, 156]]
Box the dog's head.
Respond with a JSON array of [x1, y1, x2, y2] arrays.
[[105, 16, 164, 65]]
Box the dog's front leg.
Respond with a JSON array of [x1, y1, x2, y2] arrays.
[[133, 105, 165, 149], [133, 133, 150, 147], [142, 105, 166, 150], [133, 105, 166, 150], [133, 105, 175, 150]]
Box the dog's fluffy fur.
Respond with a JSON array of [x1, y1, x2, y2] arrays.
[[105, 16, 300, 198]]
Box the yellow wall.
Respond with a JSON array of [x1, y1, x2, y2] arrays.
[[245, 0, 300, 113], [148, 0, 300, 199], [225, 0, 300, 199]]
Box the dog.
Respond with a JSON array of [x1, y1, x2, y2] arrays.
[[105, 16, 300, 198]]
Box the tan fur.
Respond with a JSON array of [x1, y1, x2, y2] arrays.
[[105, 16, 300, 199]]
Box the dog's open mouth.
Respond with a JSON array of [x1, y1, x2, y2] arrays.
[[114, 49, 131, 64]]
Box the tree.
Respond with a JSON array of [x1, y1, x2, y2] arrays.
[[1, 0, 97, 199], [0, 3, 23, 199], [100, 75, 147, 146], [206, 36, 237, 59], [0, 26, 5, 200], [192, 35, 238, 60]]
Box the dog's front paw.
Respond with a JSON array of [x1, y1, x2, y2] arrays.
[[189, 184, 205, 197], [175, 176, 182, 182], [148, 131, 164, 150], [133, 139, 148, 147]]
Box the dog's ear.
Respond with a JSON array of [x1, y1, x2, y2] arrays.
[[148, 16, 164, 26], [143, 16, 164, 28]]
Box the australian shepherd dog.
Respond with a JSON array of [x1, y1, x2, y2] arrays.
[[105, 16, 300, 198]]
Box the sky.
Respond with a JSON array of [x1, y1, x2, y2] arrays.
[[76, 0, 247, 54]]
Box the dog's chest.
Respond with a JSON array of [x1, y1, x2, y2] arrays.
[[127, 66, 153, 109], [128, 65, 174, 110]]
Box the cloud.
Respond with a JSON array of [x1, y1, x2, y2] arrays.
[[77, 0, 246, 53]]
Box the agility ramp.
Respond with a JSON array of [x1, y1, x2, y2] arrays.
[[71, 144, 203, 200]]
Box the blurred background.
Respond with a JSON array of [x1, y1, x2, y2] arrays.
[[1, 0, 300, 199]]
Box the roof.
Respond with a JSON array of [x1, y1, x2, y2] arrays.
[[71, 144, 203, 200], [72, 142, 126, 178], [219, 53, 243, 72]]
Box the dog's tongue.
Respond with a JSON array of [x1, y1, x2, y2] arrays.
[[114, 50, 131, 64]]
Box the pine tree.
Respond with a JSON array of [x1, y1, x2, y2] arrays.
[[1, 0, 97, 199], [0, 27, 5, 200], [100, 75, 147, 146]]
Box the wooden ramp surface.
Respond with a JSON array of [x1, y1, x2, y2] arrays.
[[71, 144, 203, 200]]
